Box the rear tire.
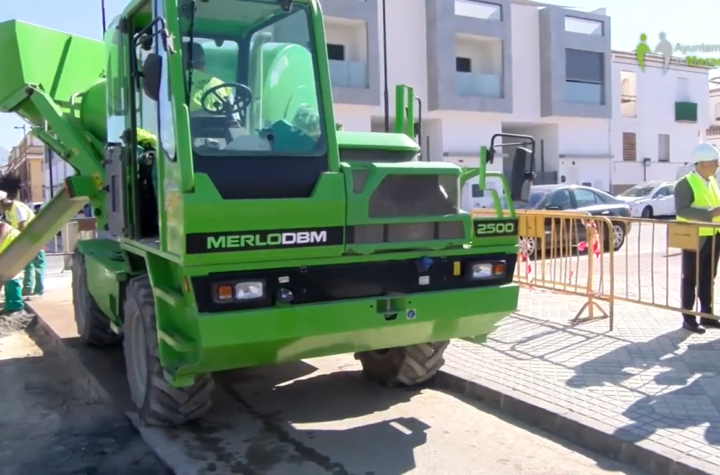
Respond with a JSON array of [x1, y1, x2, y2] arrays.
[[123, 275, 214, 426], [604, 222, 626, 251], [72, 251, 120, 347], [355, 341, 450, 386]]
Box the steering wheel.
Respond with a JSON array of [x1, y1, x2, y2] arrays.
[[200, 82, 253, 124]]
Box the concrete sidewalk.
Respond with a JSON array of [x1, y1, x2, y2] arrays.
[[441, 290, 720, 475]]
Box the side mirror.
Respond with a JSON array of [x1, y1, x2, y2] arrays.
[[142, 53, 162, 102], [510, 146, 535, 202]]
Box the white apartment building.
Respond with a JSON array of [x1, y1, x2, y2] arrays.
[[709, 80, 720, 150], [322, 0, 711, 199], [612, 53, 710, 192]]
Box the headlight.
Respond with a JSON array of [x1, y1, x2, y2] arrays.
[[235, 281, 264, 300], [214, 280, 265, 302], [470, 261, 506, 279]]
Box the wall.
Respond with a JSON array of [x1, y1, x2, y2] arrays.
[[334, 105, 372, 132], [611, 55, 709, 189], [509, 4, 541, 122], [379, 0, 429, 118]]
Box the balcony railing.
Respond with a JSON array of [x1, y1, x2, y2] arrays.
[[329, 60, 368, 89], [456, 72, 501, 98], [564, 81, 602, 104]]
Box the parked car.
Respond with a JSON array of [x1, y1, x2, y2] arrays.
[[615, 181, 675, 218], [519, 184, 632, 258]]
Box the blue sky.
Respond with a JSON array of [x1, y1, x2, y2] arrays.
[[0, 0, 716, 150]]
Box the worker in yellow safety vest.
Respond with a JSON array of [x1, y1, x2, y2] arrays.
[[675, 142, 720, 333], [0, 221, 26, 315], [136, 41, 231, 195], [0, 190, 45, 299]]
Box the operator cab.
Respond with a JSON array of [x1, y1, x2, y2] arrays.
[[120, 0, 331, 241]]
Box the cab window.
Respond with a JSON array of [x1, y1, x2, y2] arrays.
[[180, 0, 325, 157]]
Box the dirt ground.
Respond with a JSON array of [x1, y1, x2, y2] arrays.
[[0, 322, 168, 475]]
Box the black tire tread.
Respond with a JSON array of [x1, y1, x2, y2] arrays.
[[123, 275, 214, 426], [72, 251, 119, 347], [354, 341, 450, 387]]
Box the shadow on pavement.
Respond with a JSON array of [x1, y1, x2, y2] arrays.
[[563, 325, 720, 446], [566, 328, 692, 389], [611, 337, 720, 446]]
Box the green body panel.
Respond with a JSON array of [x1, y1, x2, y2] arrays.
[[77, 238, 128, 324], [338, 131, 420, 153], [0, 20, 104, 124], [0, 0, 523, 389], [185, 284, 518, 374]]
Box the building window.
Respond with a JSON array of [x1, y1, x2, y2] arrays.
[[623, 132, 637, 161], [565, 49, 603, 104], [456, 57, 472, 73], [675, 77, 690, 103], [454, 0, 502, 21], [564, 16, 603, 36], [327, 43, 345, 61], [658, 134, 670, 162], [620, 71, 637, 118]]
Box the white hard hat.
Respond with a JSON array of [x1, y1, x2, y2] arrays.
[[692, 143, 720, 163]]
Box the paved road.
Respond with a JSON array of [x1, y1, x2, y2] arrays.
[[0, 325, 166, 474], [31, 284, 642, 475]]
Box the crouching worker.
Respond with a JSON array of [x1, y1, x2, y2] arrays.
[[0, 189, 44, 298], [0, 221, 26, 316]]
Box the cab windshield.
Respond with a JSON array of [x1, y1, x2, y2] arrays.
[[181, 0, 325, 157]]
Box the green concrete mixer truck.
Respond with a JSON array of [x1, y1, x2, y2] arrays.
[[0, 0, 535, 426]]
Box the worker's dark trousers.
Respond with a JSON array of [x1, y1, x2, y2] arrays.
[[681, 234, 720, 324]]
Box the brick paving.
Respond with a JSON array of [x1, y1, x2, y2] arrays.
[[445, 288, 720, 469]]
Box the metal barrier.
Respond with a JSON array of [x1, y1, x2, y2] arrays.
[[472, 209, 615, 330], [44, 218, 97, 272], [472, 208, 720, 331], [593, 216, 720, 324]]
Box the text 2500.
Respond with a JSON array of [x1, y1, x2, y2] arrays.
[[475, 221, 516, 236]]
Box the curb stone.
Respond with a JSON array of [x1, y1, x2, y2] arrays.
[[434, 367, 719, 475]]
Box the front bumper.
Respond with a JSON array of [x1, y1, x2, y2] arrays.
[[177, 283, 519, 378]]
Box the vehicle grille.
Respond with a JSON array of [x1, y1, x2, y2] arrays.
[[367, 174, 460, 218]]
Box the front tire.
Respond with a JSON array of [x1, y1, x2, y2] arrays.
[[72, 251, 120, 347], [123, 275, 214, 426], [355, 341, 450, 386], [641, 206, 653, 218]]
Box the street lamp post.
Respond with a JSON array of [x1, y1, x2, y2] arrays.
[[381, 0, 389, 132], [14, 124, 27, 137]]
